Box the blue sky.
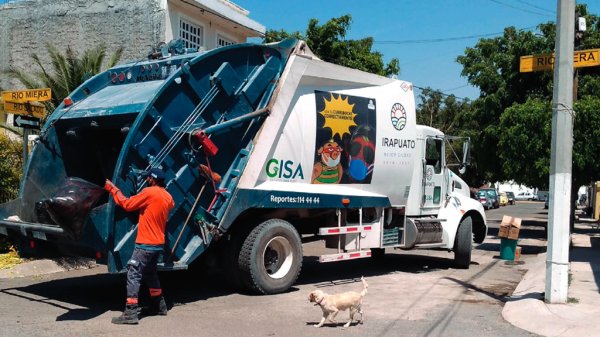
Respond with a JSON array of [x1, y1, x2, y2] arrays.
[[234, 0, 600, 100]]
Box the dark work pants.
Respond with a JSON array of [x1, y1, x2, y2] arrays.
[[126, 248, 161, 300]]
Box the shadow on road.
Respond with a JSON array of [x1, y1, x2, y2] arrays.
[[0, 249, 464, 322], [0, 272, 122, 321], [475, 221, 547, 257], [297, 253, 453, 287], [1, 219, 552, 322]]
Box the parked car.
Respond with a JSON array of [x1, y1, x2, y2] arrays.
[[476, 191, 493, 210], [537, 191, 548, 202], [505, 191, 516, 205], [499, 192, 509, 206], [479, 188, 500, 209], [515, 191, 536, 201]]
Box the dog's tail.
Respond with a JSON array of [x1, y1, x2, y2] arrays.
[[360, 276, 368, 297]]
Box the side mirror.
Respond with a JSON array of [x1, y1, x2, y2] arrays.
[[461, 139, 471, 168]]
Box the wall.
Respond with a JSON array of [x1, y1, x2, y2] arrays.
[[0, 0, 166, 91]]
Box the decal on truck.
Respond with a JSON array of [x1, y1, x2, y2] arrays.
[[265, 158, 305, 180], [390, 103, 407, 131], [312, 91, 377, 184]]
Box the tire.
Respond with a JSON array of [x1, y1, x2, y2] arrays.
[[238, 219, 302, 294], [454, 217, 472, 269]]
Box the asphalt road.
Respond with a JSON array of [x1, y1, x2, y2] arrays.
[[0, 202, 548, 337]]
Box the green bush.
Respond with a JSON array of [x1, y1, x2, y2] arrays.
[[0, 133, 23, 254], [0, 133, 23, 203]]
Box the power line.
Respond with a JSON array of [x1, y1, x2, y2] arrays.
[[487, 0, 554, 17], [443, 84, 471, 92], [515, 0, 556, 14], [374, 26, 537, 45], [413, 85, 471, 102]]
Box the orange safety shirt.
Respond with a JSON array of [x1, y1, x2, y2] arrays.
[[110, 186, 175, 245]]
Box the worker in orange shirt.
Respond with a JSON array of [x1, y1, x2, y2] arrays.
[[105, 168, 175, 325]]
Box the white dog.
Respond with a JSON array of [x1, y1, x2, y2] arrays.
[[308, 277, 368, 328]]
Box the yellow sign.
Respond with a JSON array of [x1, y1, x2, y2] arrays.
[[519, 49, 600, 72], [3, 101, 46, 119], [1, 88, 52, 103]]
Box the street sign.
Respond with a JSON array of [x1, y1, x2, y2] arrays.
[[1, 88, 52, 103], [520, 49, 600, 72], [3, 101, 46, 119], [13, 114, 41, 129]]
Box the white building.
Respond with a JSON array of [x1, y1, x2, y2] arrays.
[[497, 181, 536, 195], [0, 0, 265, 90], [0, 0, 265, 135]]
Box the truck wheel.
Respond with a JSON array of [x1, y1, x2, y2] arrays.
[[238, 219, 302, 294], [454, 217, 472, 269]]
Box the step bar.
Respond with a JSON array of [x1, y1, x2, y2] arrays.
[[319, 250, 372, 263], [318, 225, 373, 235]]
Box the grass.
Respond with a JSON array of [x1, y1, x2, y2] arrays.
[[567, 297, 580, 304], [0, 246, 22, 270]]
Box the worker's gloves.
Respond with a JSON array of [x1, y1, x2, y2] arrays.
[[198, 164, 222, 184], [104, 180, 118, 194]]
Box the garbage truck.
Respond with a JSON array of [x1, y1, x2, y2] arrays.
[[0, 39, 486, 294]]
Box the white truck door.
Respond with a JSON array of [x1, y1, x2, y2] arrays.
[[421, 137, 445, 211]]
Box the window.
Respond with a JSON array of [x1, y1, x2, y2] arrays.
[[179, 18, 204, 50], [217, 34, 235, 48], [425, 138, 443, 174]]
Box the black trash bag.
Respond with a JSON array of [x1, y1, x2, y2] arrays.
[[40, 177, 105, 239]]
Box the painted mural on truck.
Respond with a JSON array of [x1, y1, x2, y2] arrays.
[[312, 91, 377, 184]]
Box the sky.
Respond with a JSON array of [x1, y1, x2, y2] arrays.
[[233, 0, 600, 100]]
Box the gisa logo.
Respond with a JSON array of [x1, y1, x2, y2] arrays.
[[266, 159, 304, 180]]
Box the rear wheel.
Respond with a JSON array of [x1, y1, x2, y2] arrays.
[[238, 219, 302, 294], [454, 217, 472, 269]]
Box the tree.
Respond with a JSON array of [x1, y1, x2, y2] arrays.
[[0, 133, 23, 203], [498, 96, 600, 197], [265, 15, 400, 77], [416, 87, 486, 187], [416, 87, 475, 135], [497, 98, 551, 188], [457, 4, 600, 187], [457, 25, 555, 183], [5, 43, 123, 114]]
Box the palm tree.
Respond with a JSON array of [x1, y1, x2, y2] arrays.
[[5, 43, 123, 114]]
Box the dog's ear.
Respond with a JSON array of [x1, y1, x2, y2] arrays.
[[308, 291, 315, 302]]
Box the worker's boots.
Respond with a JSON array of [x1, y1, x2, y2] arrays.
[[141, 295, 168, 316], [150, 295, 168, 316], [111, 304, 139, 325]]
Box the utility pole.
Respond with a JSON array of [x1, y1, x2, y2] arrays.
[[546, 0, 574, 304]]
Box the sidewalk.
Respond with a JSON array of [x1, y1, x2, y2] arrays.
[[0, 257, 97, 279], [503, 223, 600, 336]]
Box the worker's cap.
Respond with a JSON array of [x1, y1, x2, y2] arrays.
[[143, 168, 165, 181]]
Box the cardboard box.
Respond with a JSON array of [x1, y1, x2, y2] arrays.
[[508, 226, 520, 240], [498, 225, 509, 238], [499, 215, 522, 239]]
